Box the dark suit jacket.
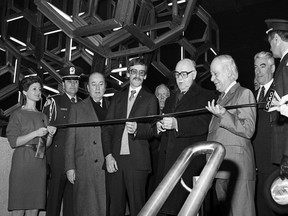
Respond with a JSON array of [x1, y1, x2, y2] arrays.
[[156, 82, 216, 215], [270, 53, 288, 163], [253, 84, 276, 173], [101, 86, 158, 171]]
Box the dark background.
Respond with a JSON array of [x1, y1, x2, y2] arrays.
[[146, 0, 288, 92], [208, 0, 287, 90], [0, 0, 287, 103]]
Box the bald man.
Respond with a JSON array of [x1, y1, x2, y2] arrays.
[[206, 55, 256, 216], [156, 58, 216, 215]]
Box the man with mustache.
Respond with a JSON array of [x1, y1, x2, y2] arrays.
[[102, 57, 158, 216]]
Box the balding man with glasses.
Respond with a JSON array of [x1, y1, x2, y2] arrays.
[[155, 58, 216, 215]]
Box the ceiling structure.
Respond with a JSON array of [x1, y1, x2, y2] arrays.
[[0, 0, 221, 118], [0, 0, 281, 122]]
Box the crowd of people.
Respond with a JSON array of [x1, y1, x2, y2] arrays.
[[5, 19, 288, 216]]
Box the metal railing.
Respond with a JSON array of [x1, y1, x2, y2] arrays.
[[138, 141, 226, 216]]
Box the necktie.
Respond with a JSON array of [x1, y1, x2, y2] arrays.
[[176, 91, 185, 104], [129, 90, 136, 101], [258, 86, 265, 102], [96, 101, 101, 107], [120, 90, 137, 155], [71, 97, 76, 103]]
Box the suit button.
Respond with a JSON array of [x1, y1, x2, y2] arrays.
[[94, 159, 98, 163], [93, 141, 97, 145]]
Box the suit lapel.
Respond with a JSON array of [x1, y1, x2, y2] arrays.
[[218, 83, 239, 106], [174, 83, 199, 110], [83, 98, 99, 121], [210, 83, 239, 131], [254, 89, 259, 99], [129, 88, 144, 117], [119, 89, 129, 118]]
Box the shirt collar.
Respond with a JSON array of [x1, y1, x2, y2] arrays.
[[281, 49, 288, 61], [129, 86, 142, 97], [66, 93, 77, 102], [224, 81, 237, 95], [260, 78, 273, 92], [91, 97, 102, 104]]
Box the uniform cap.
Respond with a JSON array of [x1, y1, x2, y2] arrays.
[[265, 19, 288, 34], [59, 66, 83, 80]]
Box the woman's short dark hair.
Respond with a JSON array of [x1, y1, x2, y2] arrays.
[[20, 76, 43, 92]]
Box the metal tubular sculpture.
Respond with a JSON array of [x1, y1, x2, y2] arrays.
[[138, 141, 226, 216]]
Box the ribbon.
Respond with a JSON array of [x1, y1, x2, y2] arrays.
[[55, 102, 265, 129]]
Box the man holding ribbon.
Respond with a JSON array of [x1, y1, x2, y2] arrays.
[[206, 55, 257, 216], [155, 58, 216, 215], [102, 57, 158, 216]]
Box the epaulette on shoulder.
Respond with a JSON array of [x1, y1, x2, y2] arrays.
[[44, 94, 59, 107], [44, 98, 52, 107], [48, 93, 61, 98]]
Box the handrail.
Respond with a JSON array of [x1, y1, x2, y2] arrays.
[[138, 141, 226, 216]]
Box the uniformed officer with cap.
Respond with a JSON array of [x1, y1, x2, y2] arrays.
[[43, 65, 82, 216], [264, 19, 288, 214]]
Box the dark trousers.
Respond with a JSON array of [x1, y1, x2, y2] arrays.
[[46, 166, 73, 216], [107, 155, 148, 216]]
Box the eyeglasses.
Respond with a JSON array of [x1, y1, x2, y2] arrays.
[[173, 70, 195, 79], [129, 69, 146, 76], [156, 93, 169, 99]]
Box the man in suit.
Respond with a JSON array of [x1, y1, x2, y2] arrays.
[[43, 65, 82, 216], [155, 58, 216, 215], [101, 57, 158, 216], [65, 72, 109, 216], [155, 84, 170, 114], [253, 51, 279, 216], [206, 55, 256, 216], [265, 19, 288, 180], [147, 83, 170, 198]]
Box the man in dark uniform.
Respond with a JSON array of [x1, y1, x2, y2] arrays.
[[265, 19, 288, 180], [43, 66, 83, 216]]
